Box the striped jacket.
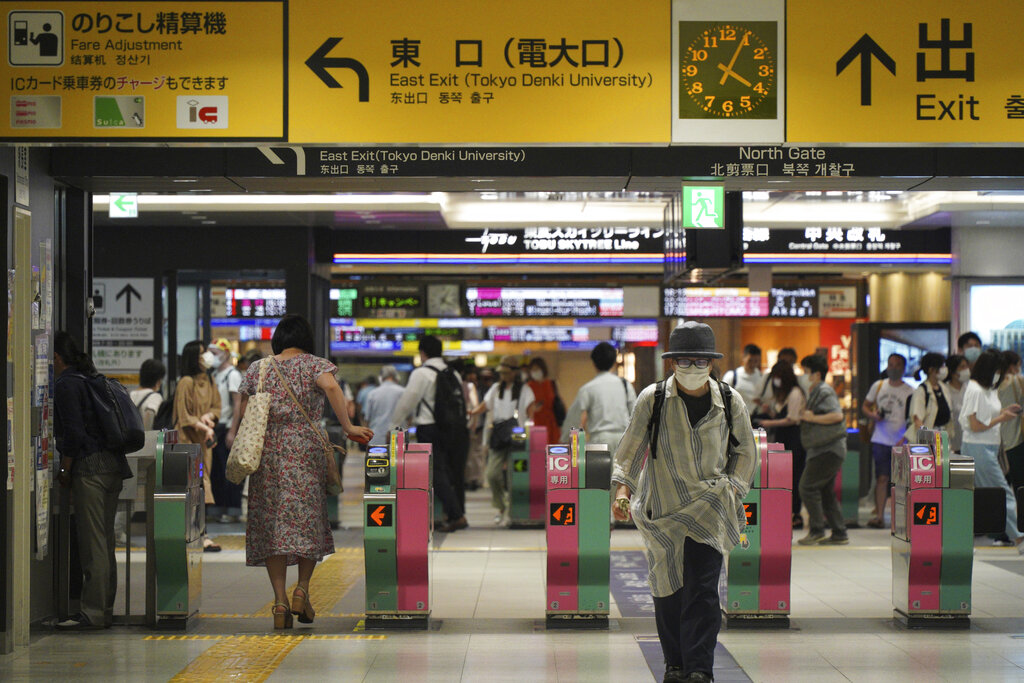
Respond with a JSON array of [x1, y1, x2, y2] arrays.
[[612, 378, 759, 597]]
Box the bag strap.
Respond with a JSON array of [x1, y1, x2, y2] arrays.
[[646, 379, 667, 460], [135, 390, 156, 409], [417, 364, 441, 419], [268, 357, 342, 455], [718, 380, 741, 475]]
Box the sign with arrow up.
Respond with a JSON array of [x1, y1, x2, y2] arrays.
[[788, 0, 1024, 142], [92, 277, 155, 376]]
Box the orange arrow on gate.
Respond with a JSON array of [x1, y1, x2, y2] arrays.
[[371, 505, 387, 526], [552, 505, 564, 522]]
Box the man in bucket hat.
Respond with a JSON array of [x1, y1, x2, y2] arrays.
[[612, 322, 759, 683]]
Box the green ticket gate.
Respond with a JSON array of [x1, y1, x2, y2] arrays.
[[153, 434, 204, 629]]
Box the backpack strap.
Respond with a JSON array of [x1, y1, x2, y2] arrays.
[[135, 390, 156, 409], [417, 365, 442, 419], [646, 379, 667, 460], [718, 379, 741, 468]]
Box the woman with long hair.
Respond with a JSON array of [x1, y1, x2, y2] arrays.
[[907, 352, 954, 442], [237, 314, 372, 628], [943, 353, 970, 452], [758, 360, 807, 530], [174, 339, 222, 551], [960, 349, 1024, 553]]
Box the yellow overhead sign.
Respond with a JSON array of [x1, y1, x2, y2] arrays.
[[787, 0, 1024, 143], [287, 0, 669, 143], [2, 1, 285, 140]]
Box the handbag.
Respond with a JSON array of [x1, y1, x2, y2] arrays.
[[551, 380, 567, 426], [270, 357, 346, 496], [800, 384, 848, 450], [489, 411, 519, 451], [226, 359, 270, 484]]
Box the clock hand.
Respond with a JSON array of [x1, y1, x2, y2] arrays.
[[717, 31, 752, 87]]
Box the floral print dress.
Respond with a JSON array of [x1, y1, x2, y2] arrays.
[[239, 354, 338, 567]]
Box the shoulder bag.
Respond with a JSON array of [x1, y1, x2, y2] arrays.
[[226, 360, 270, 484], [800, 384, 848, 450], [270, 357, 346, 495]]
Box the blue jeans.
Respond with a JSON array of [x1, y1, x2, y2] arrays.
[[963, 441, 1024, 542]]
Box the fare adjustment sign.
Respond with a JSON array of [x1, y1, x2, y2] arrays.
[[289, 0, 668, 143], [3, 1, 285, 140], [788, 0, 1024, 142]]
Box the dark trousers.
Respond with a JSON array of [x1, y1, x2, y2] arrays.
[[1005, 441, 1024, 494], [417, 424, 464, 521], [799, 452, 846, 535], [448, 438, 468, 512], [72, 472, 123, 626], [210, 423, 242, 515], [653, 537, 723, 677]]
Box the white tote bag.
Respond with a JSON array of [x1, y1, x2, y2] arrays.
[[226, 359, 270, 484]]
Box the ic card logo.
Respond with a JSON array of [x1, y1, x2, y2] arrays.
[[176, 96, 228, 129]]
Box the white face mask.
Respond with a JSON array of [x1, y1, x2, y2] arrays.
[[993, 373, 1002, 387], [772, 378, 782, 388], [957, 369, 971, 384], [936, 366, 948, 381], [201, 351, 218, 368], [963, 347, 982, 364], [675, 365, 710, 391], [530, 369, 544, 381]]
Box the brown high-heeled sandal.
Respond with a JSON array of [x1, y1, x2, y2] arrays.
[[273, 602, 293, 630], [291, 585, 315, 624]]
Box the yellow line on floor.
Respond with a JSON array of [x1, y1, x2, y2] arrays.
[[201, 612, 364, 619], [252, 548, 365, 618]]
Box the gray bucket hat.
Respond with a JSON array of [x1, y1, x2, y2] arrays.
[[661, 321, 724, 359]]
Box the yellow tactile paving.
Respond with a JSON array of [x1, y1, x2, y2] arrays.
[[251, 548, 365, 618], [209, 535, 247, 551], [169, 635, 302, 682]]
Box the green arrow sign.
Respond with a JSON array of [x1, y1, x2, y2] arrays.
[[109, 192, 138, 219]]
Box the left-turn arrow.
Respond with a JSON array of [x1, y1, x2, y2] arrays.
[[371, 505, 387, 526], [306, 37, 370, 101]]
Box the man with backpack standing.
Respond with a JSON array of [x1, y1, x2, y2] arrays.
[[611, 322, 758, 683], [389, 335, 468, 532], [722, 343, 764, 417]]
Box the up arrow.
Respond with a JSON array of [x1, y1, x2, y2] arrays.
[[116, 283, 142, 314], [306, 37, 370, 101], [836, 34, 895, 106]]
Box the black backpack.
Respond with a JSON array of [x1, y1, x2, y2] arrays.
[[83, 373, 146, 453], [646, 378, 740, 469], [151, 396, 175, 431], [423, 365, 470, 450]]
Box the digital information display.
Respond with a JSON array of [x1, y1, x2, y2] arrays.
[[330, 288, 359, 317], [222, 288, 287, 318], [356, 284, 425, 319], [487, 327, 588, 343], [913, 502, 939, 526], [466, 287, 624, 318], [769, 287, 818, 318], [662, 287, 769, 317]]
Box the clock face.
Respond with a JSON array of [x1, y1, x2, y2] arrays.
[[678, 21, 777, 120], [427, 284, 461, 317]]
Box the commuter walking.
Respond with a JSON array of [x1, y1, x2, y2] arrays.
[[758, 361, 807, 529], [130, 358, 166, 430], [464, 367, 492, 490], [389, 335, 469, 532], [363, 365, 405, 446], [526, 356, 562, 445], [612, 322, 757, 683], [959, 349, 1024, 553], [237, 314, 373, 629], [174, 341, 222, 550], [560, 341, 637, 453], [796, 354, 849, 545], [470, 356, 536, 526], [207, 339, 243, 523], [997, 351, 1024, 495], [862, 353, 914, 528], [944, 354, 970, 452], [958, 331, 983, 368], [907, 352, 954, 443], [53, 332, 134, 630], [722, 343, 764, 415]]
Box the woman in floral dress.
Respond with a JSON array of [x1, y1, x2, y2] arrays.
[[238, 314, 373, 629]]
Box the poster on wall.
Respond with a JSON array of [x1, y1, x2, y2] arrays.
[[818, 286, 857, 318]]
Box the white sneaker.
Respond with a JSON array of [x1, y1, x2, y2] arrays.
[[493, 514, 503, 525]]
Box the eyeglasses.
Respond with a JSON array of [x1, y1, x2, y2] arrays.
[[674, 358, 711, 369]]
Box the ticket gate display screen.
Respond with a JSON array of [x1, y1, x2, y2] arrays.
[[913, 502, 939, 526], [550, 503, 576, 526]]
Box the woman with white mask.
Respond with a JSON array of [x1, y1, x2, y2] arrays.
[[997, 350, 1024, 496], [943, 354, 970, 452], [907, 352, 954, 442]]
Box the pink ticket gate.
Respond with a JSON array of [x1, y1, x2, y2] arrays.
[[364, 430, 432, 629], [720, 431, 793, 628]]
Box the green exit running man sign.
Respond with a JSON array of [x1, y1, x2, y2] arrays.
[[682, 183, 724, 229]]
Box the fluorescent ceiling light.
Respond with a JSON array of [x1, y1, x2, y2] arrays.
[[92, 194, 443, 212]]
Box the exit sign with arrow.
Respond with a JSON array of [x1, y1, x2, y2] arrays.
[[108, 192, 138, 218]]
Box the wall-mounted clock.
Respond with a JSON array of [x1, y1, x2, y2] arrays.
[[427, 283, 462, 317], [678, 21, 778, 119]]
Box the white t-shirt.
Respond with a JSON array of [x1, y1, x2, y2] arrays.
[[866, 379, 914, 446], [214, 365, 242, 425], [959, 380, 1003, 446], [483, 381, 535, 424], [723, 366, 764, 414], [130, 388, 164, 430]]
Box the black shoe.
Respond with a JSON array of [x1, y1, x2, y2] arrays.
[[663, 665, 687, 683], [819, 534, 850, 545], [446, 516, 469, 531], [683, 672, 713, 683], [55, 612, 102, 631], [792, 514, 804, 529]]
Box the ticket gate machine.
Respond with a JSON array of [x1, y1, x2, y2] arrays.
[[545, 430, 611, 629], [720, 431, 792, 628], [508, 423, 548, 527], [154, 433, 204, 628], [364, 430, 432, 629], [891, 429, 974, 628]]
